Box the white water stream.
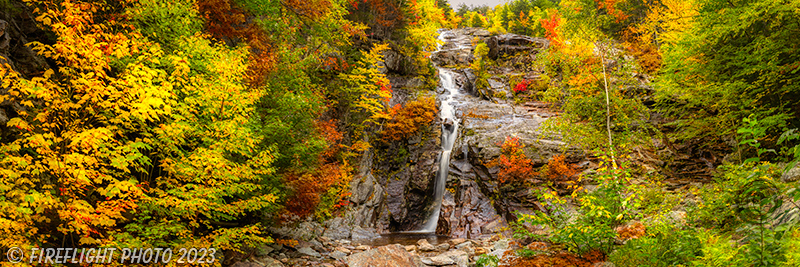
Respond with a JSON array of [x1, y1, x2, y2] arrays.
[[418, 30, 463, 233]]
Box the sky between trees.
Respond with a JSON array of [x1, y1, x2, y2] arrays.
[[449, 0, 505, 9]]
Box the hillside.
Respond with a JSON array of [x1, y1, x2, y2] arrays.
[[1, 0, 799, 266]]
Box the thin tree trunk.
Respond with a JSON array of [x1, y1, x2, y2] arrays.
[[598, 41, 617, 170]]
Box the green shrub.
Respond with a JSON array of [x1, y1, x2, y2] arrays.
[[514, 158, 631, 254], [689, 230, 747, 267], [609, 226, 702, 267], [475, 254, 499, 267], [781, 228, 800, 267], [690, 163, 783, 229]]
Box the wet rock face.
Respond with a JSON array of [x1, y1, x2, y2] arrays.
[[438, 102, 573, 238], [344, 84, 442, 233], [426, 29, 581, 239], [431, 48, 473, 67], [486, 34, 549, 60], [1, 8, 52, 140], [376, 111, 442, 232], [346, 28, 576, 238], [381, 48, 418, 75]]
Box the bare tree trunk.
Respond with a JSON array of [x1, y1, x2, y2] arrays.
[[598, 41, 617, 170]]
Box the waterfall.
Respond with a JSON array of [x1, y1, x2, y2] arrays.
[[418, 31, 462, 233]]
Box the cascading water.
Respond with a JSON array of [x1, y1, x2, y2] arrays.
[[418, 31, 462, 233]]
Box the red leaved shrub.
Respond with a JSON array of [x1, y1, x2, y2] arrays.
[[514, 80, 529, 93], [494, 137, 534, 184]]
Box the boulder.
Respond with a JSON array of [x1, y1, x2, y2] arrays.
[[381, 49, 417, 75], [448, 238, 468, 247], [420, 255, 455, 266], [473, 29, 491, 38], [443, 118, 455, 131], [486, 34, 549, 60], [351, 226, 381, 241], [455, 241, 472, 250], [254, 256, 285, 267], [438, 250, 469, 267], [417, 239, 436, 252], [323, 216, 351, 240], [297, 247, 321, 258], [783, 165, 800, 182], [480, 218, 507, 234], [350, 173, 376, 205], [335, 246, 351, 254], [492, 239, 509, 251], [432, 48, 473, 66], [347, 244, 424, 267], [255, 244, 274, 257], [329, 251, 347, 260], [269, 221, 323, 242], [772, 199, 800, 226]]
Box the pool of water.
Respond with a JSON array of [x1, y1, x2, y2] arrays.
[[355, 232, 451, 246]]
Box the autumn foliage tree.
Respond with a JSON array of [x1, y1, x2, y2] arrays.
[[655, 0, 800, 143], [0, 0, 397, 260], [0, 0, 287, 258], [493, 137, 534, 184], [382, 96, 437, 141], [543, 154, 580, 191]]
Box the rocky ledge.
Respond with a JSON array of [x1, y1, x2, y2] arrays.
[[231, 234, 517, 267]]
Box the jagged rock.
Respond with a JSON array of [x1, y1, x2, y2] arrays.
[[488, 248, 507, 259], [347, 244, 424, 267], [492, 239, 509, 251], [335, 246, 351, 254], [473, 29, 491, 38], [420, 255, 455, 266], [772, 199, 800, 226], [480, 218, 507, 234], [381, 48, 417, 75], [323, 215, 352, 240], [351, 173, 376, 205], [0, 20, 10, 61], [254, 256, 285, 267], [438, 250, 468, 267], [443, 117, 455, 131], [297, 247, 321, 258], [355, 245, 371, 251], [432, 47, 473, 67], [457, 245, 474, 256], [256, 244, 274, 257], [783, 165, 800, 182], [405, 245, 416, 251], [351, 226, 381, 241], [448, 238, 467, 246], [434, 243, 450, 251], [417, 239, 436, 252], [269, 221, 323, 242], [486, 34, 549, 60], [329, 251, 347, 260], [455, 241, 472, 250]]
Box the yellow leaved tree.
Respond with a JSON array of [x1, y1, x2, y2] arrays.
[[0, 0, 280, 261]]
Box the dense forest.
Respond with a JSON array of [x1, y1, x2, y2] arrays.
[[0, 0, 799, 266]]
